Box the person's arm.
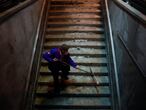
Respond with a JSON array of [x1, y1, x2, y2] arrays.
[[42, 51, 53, 62], [67, 56, 77, 68]]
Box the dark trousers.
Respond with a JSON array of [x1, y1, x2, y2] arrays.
[[48, 61, 70, 90]]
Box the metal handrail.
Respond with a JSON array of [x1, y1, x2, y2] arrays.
[[22, 0, 49, 110], [104, 0, 121, 110]]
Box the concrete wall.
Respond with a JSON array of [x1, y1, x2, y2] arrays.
[[107, 1, 146, 110], [108, 0, 146, 74], [0, 0, 45, 110]]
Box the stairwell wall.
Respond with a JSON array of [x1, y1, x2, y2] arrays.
[[0, 0, 45, 110], [107, 0, 146, 110]]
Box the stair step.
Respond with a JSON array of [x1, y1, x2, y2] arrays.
[[50, 4, 101, 8], [35, 105, 111, 109], [40, 65, 108, 73], [36, 93, 110, 98], [48, 14, 102, 19], [47, 20, 103, 26], [37, 86, 110, 94], [46, 32, 104, 38], [49, 9, 101, 13], [45, 37, 105, 41], [38, 75, 109, 84], [70, 47, 106, 55], [41, 63, 107, 66], [35, 97, 111, 107], [43, 48, 107, 56], [51, 1, 100, 4], [41, 57, 108, 66], [47, 27, 104, 33], [40, 72, 108, 76], [44, 45, 105, 49], [44, 40, 106, 49], [38, 82, 109, 86], [41, 52, 107, 57], [46, 31, 104, 36], [72, 56, 107, 63], [42, 52, 106, 58], [35, 109, 111, 110], [51, 0, 100, 2]]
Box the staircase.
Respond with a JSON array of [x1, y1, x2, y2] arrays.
[[33, 0, 112, 109]]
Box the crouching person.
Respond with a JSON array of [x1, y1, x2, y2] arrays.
[[42, 44, 77, 94]]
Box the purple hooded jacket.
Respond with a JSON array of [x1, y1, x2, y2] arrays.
[[42, 48, 77, 68]]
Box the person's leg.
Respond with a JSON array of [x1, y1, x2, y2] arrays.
[[48, 62, 60, 93], [52, 73, 60, 93], [61, 64, 70, 80], [60, 64, 70, 89]]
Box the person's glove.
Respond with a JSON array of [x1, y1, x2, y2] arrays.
[[53, 58, 58, 62], [75, 65, 79, 69]]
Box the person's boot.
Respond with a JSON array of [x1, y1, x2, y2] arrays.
[[64, 75, 69, 80], [53, 87, 60, 96], [60, 78, 68, 90]]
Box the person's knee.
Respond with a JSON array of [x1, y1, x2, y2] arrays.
[[62, 65, 70, 71]]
